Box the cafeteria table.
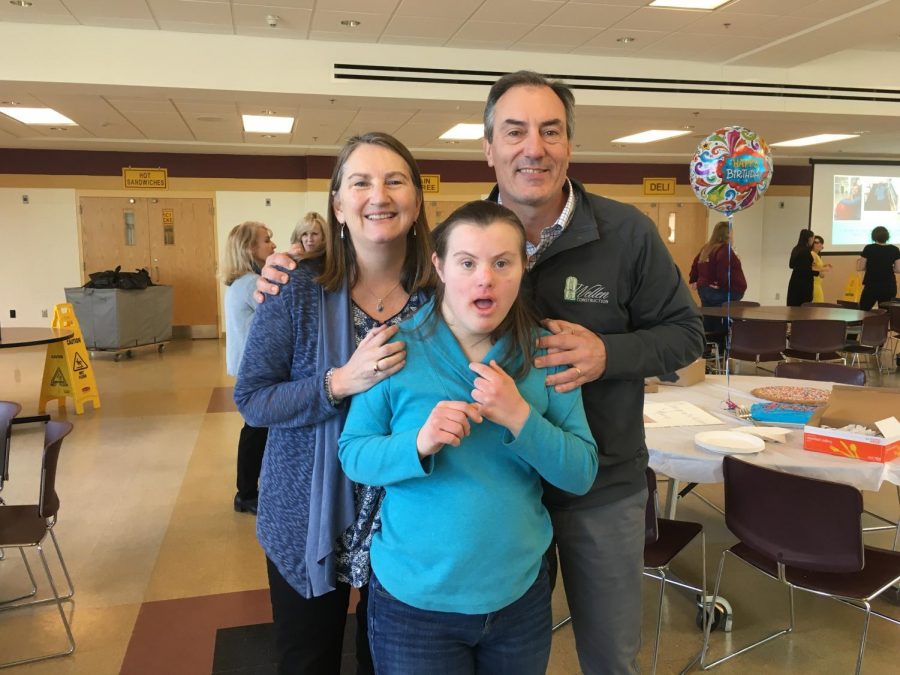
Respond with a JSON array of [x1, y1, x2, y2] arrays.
[[646, 375, 900, 518], [699, 305, 878, 323]]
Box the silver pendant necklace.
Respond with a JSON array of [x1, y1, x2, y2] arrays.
[[361, 280, 402, 313]]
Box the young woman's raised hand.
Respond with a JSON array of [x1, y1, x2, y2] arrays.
[[469, 360, 530, 437], [416, 401, 483, 459]]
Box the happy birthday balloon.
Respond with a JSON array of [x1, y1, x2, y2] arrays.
[[690, 126, 773, 214]]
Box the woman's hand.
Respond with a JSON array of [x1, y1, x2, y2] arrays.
[[469, 360, 530, 437], [416, 401, 483, 458], [254, 252, 297, 302], [330, 324, 406, 400]]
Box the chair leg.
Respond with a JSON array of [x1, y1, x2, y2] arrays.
[[650, 570, 666, 675], [856, 602, 872, 675], [0, 543, 75, 669], [0, 548, 38, 607], [700, 551, 793, 670], [48, 528, 74, 600]]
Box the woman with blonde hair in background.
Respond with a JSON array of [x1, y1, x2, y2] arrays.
[[811, 235, 832, 303], [223, 221, 276, 514], [291, 211, 327, 254]]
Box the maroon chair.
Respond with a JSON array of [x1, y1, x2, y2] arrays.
[[726, 300, 760, 307], [774, 361, 866, 386], [0, 420, 76, 668], [643, 468, 706, 675], [728, 320, 787, 372], [843, 312, 890, 372], [700, 457, 900, 674], [782, 319, 847, 363], [889, 304, 900, 365], [0, 400, 22, 501]]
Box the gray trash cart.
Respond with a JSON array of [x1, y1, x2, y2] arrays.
[[64, 286, 173, 360]]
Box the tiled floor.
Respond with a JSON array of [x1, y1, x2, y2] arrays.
[[1, 338, 898, 674]]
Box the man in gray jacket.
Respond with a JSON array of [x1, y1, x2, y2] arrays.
[[483, 71, 703, 674]]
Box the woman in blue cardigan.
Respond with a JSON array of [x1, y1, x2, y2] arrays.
[[339, 201, 599, 675], [234, 132, 436, 674]]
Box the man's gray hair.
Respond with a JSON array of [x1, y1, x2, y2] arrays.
[[483, 70, 576, 142]]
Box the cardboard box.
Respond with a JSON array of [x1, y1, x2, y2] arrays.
[[803, 385, 900, 463], [647, 358, 705, 387]]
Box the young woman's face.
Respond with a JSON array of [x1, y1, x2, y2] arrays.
[[433, 221, 524, 344], [813, 239, 824, 252], [251, 227, 276, 265], [300, 223, 323, 252], [332, 144, 421, 250]]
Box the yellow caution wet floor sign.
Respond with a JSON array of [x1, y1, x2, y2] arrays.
[[39, 304, 101, 414]]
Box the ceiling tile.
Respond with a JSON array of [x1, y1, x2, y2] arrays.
[[611, 6, 706, 32], [383, 14, 464, 39], [233, 4, 312, 35], [789, 0, 879, 19], [0, 0, 77, 24], [636, 32, 769, 62], [310, 9, 391, 34], [452, 20, 533, 43], [577, 27, 668, 51], [234, 1, 315, 8], [686, 11, 817, 39], [316, 0, 401, 13], [58, 0, 156, 22], [148, 0, 233, 24], [544, 3, 637, 29], [515, 25, 600, 48], [379, 35, 450, 47], [395, 0, 484, 19], [472, 0, 564, 24]]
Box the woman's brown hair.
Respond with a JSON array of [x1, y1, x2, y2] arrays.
[[699, 221, 730, 262], [223, 221, 271, 285], [427, 200, 537, 380], [316, 132, 436, 293]]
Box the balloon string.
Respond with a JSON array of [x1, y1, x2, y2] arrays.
[[724, 214, 734, 409]]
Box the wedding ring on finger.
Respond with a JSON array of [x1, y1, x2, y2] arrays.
[[573, 366, 583, 378], [373, 361, 381, 374]]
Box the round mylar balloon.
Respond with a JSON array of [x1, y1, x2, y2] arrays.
[[690, 126, 773, 214]]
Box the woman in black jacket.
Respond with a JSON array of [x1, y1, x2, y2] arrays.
[[786, 229, 816, 307]]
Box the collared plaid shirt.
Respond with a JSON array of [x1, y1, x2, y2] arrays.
[[499, 177, 576, 271]]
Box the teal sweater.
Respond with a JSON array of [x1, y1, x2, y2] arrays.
[[338, 300, 598, 614]]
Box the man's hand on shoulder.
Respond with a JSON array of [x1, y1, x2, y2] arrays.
[[534, 319, 607, 393], [253, 251, 297, 303]]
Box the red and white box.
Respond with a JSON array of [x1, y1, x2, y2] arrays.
[[803, 425, 900, 463]]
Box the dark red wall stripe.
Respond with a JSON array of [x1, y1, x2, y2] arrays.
[[0, 148, 812, 186]]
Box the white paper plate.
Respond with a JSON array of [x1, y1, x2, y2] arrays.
[[694, 430, 766, 455]]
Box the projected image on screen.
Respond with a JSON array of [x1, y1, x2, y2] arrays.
[[831, 175, 900, 246]]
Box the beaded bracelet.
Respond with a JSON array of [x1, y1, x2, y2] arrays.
[[324, 368, 341, 407]]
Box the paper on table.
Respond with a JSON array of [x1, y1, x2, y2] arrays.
[[643, 401, 724, 428], [874, 416, 900, 439]]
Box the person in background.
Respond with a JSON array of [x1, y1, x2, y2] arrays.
[[223, 221, 276, 514], [689, 220, 747, 335], [234, 132, 435, 674], [290, 211, 326, 254], [857, 225, 900, 310], [786, 229, 817, 307], [811, 235, 832, 303], [339, 201, 598, 674]]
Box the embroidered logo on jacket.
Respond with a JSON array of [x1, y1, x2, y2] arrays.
[[563, 276, 610, 304]]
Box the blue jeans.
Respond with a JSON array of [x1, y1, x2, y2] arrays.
[[368, 564, 551, 675], [698, 285, 743, 336]]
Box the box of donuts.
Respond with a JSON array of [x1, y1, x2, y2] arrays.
[[803, 385, 900, 463]]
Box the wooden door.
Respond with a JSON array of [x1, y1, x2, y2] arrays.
[[80, 198, 151, 279], [147, 198, 218, 333], [423, 200, 472, 229]]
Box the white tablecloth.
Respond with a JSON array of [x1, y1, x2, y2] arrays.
[[646, 375, 900, 493]]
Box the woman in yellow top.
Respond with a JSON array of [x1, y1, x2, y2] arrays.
[[811, 235, 832, 303]]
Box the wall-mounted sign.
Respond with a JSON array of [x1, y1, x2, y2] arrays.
[[161, 208, 175, 224], [421, 174, 440, 193], [123, 168, 168, 189], [642, 177, 676, 196]]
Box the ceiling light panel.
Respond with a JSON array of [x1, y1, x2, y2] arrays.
[[439, 123, 484, 140], [648, 0, 733, 10], [0, 107, 77, 125], [242, 114, 295, 133], [770, 134, 859, 147], [611, 129, 691, 143]]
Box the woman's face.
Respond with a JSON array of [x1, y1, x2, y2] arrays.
[[332, 144, 421, 251], [300, 223, 323, 252], [251, 227, 275, 265], [813, 239, 824, 252], [433, 221, 524, 345]]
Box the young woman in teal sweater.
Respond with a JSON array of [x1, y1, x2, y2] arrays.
[[339, 201, 598, 675]]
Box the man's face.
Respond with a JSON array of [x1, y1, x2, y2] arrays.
[[483, 85, 572, 211]]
